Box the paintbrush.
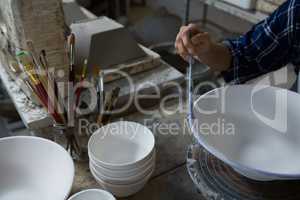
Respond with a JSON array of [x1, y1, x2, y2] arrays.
[[98, 87, 120, 125], [96, 71, 105, 123], [39, 50, 60, 104], [68, 34, 76, 84], [26, 41, 42, 71], [67, 34, 76, 122], [75, 59, 88, 107], [26, 41, 49, 92], [39, 50, 49, 72], [97, 87, 120, 125]]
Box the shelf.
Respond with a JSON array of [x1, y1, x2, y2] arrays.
[[201, 0, 268, 24]]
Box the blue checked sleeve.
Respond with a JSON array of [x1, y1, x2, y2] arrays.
[[222, 0, 300, 84]]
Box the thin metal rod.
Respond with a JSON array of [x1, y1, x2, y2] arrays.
[[184, 0, 191, 26], [184, 0, 194, 120]]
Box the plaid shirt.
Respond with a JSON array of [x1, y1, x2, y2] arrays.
[[222, 0, 300, 84]]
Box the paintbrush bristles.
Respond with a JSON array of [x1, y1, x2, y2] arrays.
[[68, 33, 76, 66], [82, 59, 88, 79], [68, 33, 75, 46]]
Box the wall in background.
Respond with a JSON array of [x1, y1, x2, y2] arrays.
[[147, 0, 254, 35]]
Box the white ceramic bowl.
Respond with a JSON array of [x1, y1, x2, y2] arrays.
[[90, 163, 154, 197], [89, 149, 156, 179], [0, 136, 74, 200], [89, 152, 155, 185], [68, 189, 115, 200], [192, 85, 300, 181], [88, 121, 155, 170]]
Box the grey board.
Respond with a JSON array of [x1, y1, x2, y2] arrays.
[[88, 28, 147, 69], [63, 2, 89, 26]]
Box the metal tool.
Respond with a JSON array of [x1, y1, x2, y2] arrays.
[[184, 0, 194, 122], [75, 58, 88, 107], [97, 86, 120, 126], [97, 71, 105, 123]]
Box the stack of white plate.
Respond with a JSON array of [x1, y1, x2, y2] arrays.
[[88, 121, 156, 197]]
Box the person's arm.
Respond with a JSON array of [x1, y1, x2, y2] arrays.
[[175, 25, 232, 72], [175, 0, 300, 84], [195, 42, 232, 72]]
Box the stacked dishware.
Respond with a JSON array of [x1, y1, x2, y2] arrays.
[[88, 121, 156, 197]]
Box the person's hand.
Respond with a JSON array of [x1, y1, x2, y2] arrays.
[[175, 24, 213, 62]]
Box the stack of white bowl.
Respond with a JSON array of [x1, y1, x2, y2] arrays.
[[88, 121, 156, 197]]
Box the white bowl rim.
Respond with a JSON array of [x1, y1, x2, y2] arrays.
[[190, 85, 300, 179], [68, 189, 116, 200], [0, 136, 75, 199], [88, 121, 155, 167]]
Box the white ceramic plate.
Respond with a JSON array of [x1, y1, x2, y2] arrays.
[[88, 121, 155, 170], [90, 150, 156, 179], [90, 164, 154, 197], [68, 189, 115, 200], [0, 136, 74, 200], [192, 85, 300, 181], [89, 153, 155, 185]]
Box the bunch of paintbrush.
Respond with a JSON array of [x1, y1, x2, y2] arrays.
[[16, 49, 65, 125], [15, 36, 91, 159]]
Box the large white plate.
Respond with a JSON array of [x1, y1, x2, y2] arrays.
[[191, 85, 300, 181], [0, 136, 74, 200]]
